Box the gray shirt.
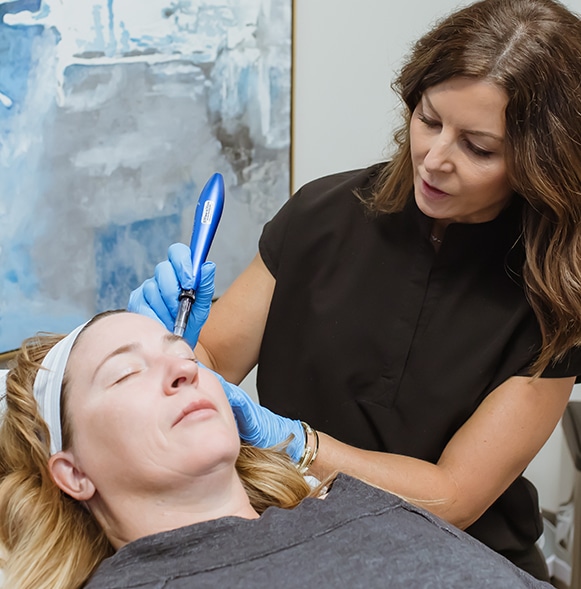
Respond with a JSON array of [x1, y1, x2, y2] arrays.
[[86, 474, 552, 588]]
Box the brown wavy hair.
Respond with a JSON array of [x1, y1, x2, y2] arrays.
[[371, 0, 581, 375], [0, 312, 318, 589]]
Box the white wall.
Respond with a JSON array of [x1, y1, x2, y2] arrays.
[[526, 386, 581, 512], [292, 0, 471, 190], [289, 0, 581, 512]]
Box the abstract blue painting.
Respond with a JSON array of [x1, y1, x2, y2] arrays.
[[0, 0, 291, 352]]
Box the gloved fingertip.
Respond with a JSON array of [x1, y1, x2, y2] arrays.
[[155, 259, 178, 286], [127, 287, 141, 312], [202, 260, 216, 273], [168, 243, 195, 290], [141, 277, 158, 299], [167, 242, 190, 258], [199, 261, 216, 285]]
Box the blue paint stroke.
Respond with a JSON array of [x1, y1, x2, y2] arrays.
[[119, 20, 130, 54], [0, 309, 86, 352], [2, 242, 38, 290], [94, 214, 182, 311], [106, 0, 116, 56], [0, 0, 41, 19], [91, 4, 106, 55], [0, 14, 44, 118]]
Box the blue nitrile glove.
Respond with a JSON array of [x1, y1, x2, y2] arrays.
[[203, 366, 305, 463], [128, 243, 216, 348]]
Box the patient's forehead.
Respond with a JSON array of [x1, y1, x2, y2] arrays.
[[68, 313, 170, 377]]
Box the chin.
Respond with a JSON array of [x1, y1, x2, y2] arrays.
[[414, 190, 441, 220]]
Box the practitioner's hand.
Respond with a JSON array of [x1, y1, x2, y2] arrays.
[[206, 367, 305, 463], [128, 243, 216, 348]]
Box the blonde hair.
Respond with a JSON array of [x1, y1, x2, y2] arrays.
[[0, 317, 318, 589], [369, 0, 581, 375]]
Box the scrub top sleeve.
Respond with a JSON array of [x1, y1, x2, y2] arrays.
[[516, 345, 581, 380], [259, 185, 305, 278]]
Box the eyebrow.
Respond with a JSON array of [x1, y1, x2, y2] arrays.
[[92, 333, 189, 382], [422, 93, 505, 143], [164, 333, 186, 346]]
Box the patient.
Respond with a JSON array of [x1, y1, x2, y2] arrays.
[[0, 311, 552, 588]]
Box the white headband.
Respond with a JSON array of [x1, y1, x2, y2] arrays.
[[32, 322, 88, 455], [0, 370, 7, 419]]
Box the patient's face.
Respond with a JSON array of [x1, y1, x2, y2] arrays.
[[64, 312, 240, 494]]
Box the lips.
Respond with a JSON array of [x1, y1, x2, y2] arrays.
[[173, 399, 217, 426], [421, 179, 450, 200]]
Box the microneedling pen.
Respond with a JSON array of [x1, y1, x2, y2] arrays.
[[173, 173, 225, 338]]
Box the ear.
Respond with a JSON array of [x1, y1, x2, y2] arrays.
[[49, 451, 96, 502]]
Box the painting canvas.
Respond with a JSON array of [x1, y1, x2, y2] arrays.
[[0, 0, 291, 353]]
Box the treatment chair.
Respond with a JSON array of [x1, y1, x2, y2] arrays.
[[561, 401, 581, 589]]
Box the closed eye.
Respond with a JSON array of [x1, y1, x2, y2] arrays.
[[464, 140, 494, 158], [171, 354, 198, 364], [112, 370, 139, 386], [417, 113, 441, 128], [418, 112, 494, 158]]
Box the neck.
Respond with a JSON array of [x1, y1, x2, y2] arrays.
[[430, 219, 448, 240], [89, 469, 259, 550]]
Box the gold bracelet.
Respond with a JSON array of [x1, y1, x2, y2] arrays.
[[297, 421, 319, 474], [296, 422, 311, 473], [309, 427, 320, 468]]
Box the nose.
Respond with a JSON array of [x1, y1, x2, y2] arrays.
[[163, 356, 199, 396], [423, 133, 454, 174]]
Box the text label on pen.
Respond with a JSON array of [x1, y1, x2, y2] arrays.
[[202, 201, 214, 224]]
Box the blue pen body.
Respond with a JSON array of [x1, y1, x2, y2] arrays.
[[174, 173, 225, 337]]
